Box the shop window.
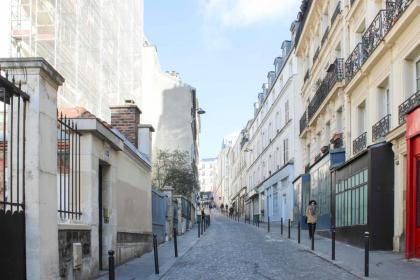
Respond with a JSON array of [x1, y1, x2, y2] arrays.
[[335, 169, 368, 227]]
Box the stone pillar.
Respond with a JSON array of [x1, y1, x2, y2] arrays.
[[0, 58, 64, 279], [163, 186, 173, 240]]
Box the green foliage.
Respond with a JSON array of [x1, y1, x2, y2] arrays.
[[152, 149, 199, 196]]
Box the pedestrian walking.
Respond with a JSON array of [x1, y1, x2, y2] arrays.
[[305, 200, 319, 240]]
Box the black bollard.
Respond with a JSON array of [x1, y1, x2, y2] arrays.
[[331, 226, 336, 260], [152, 235, 159, 274], [257, 217, 260, 228], [268, 216, 270, 233], [198, 220, 200, 238], [209, 215, 211, 226], [364, 231, 370, 277], [201, 217, 204, 235], [298, 221, 301, 244], [281, 218, 283, 235], [288, 219, 291, 239], [108, 250, 115, 280], [173, 227, 178, 257]]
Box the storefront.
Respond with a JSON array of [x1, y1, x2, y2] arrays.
[[406, 107, 420, 258], [332, 143, 394, 250]]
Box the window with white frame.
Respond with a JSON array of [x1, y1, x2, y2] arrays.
[[357, 101, 367, 135], [283, 138, 289, 164], [378, 78, 390, 118]]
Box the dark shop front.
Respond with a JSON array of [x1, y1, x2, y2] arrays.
[[331, 142, 394, 250]]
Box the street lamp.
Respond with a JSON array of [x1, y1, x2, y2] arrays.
[[197, 108, 206, 115], [244, 148, 253, 152]]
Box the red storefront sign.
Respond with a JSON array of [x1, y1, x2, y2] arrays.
[[406, 106, 420, 259]]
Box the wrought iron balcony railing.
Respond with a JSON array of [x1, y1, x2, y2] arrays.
[[353, 132, 367, 155], [321, 27, 330, 46], [300, 110, 308, 135], [372, 114, 391, 142], [304, 70, 310, 83], [399, 90, 420, 124], [307, 58, 344, 121], [331, 1, 341, 26], [313, 47, 320, 64], [345, 0, 413, 84]]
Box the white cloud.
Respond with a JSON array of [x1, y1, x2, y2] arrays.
[[201, 0, 299, 27]]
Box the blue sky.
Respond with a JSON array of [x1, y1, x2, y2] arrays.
[[144, 0, 300, 159]]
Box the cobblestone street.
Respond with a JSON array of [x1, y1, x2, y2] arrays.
[[161, 213, 358, 280]]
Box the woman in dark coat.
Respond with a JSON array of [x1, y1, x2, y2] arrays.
[[305, 200, 319, 240]]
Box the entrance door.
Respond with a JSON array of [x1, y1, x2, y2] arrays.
[[98, 164, 104, 269], [407, 133, 420, 258]]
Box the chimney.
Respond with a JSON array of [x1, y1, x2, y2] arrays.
[[110, 100, 141, 148]]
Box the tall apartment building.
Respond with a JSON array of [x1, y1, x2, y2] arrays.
[[0, 0, 144, 121], [296, 0, 420, 255], [199, 158, 217, 192]]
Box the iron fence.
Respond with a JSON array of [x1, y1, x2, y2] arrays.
[[57, 113, 81, 220], [372, 114, 391, 142], [398, 90, 420, 124], [353, 132, 367, 155]]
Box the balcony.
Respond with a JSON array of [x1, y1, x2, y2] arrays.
[[307, 58, 344, 121], [399, 90, 420, 124], [313, 47, 320, 64], [300, 110, 308, 135], [353, 132, 367, 155], [345, 0, 413, 84], [372, 114, 391, 142], [321, 27, 330, 46], [331, 1, 341, 26]]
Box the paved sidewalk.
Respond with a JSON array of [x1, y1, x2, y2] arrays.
[[248, 220, 420, 279], [97, 223, 204, 280]]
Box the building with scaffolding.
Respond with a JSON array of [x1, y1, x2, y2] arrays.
[[0, 0, 144, 121]]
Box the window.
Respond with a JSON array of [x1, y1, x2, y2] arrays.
[[273, 185, 278, 215], [335, 169, 368, 227], [336, 107, 343, 132], [283, 138, 289, 164], [378, 79, 390, 118], [357, 101, 366, 135], [285, 101, 290, 122]]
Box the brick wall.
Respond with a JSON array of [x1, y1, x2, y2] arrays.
[[110, 102, 141, 148]]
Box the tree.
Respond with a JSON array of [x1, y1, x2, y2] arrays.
[[152, 149, 199, 197]]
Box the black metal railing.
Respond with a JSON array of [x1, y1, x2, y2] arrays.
[[372, 114, 391, 142], [345, 0, 413, 83], [304, 70, 310, 83], [313, 47, 320, 64], [300, 110, 308, 135], [307, 58, 344, 121], [0, 71, 29, 214], [331, 1, 341, 26], [353, 132, 367, 155], [58, 113, 82, 220], [399, 90, 420, 124], [321, 27, 330, 46]]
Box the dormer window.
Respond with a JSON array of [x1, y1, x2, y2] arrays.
[[274, 57, 284, 75], [267, 71, 276, 87]]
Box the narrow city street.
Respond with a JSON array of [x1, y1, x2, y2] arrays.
[[161, 213, 358, 280]]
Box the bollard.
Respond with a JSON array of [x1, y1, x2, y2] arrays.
[[281, 218, 283, 235], [204, 216, 206, 232], [268, 216, 270, 233], [173, 227, 178, 257], [201, 217, 204, 235], [209, 215, 211, 226], [288, 219, 291, 239], [364, 231, 370, 277], [108, 250, 115, 280], [331, 226, 336, 260], [198, 220, 200, 238], [298, 221, 301, 244], [152, 235, 159, 274], [257, 217, 260, 228]]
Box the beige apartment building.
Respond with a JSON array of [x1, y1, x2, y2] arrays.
[[296, 0, 419, 254]]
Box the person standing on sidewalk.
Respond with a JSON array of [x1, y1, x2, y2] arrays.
[[305, 200, 319, 240]]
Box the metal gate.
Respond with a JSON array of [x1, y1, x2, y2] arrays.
[[152, 189, 167, 243], [0, 71, 29, 279]]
